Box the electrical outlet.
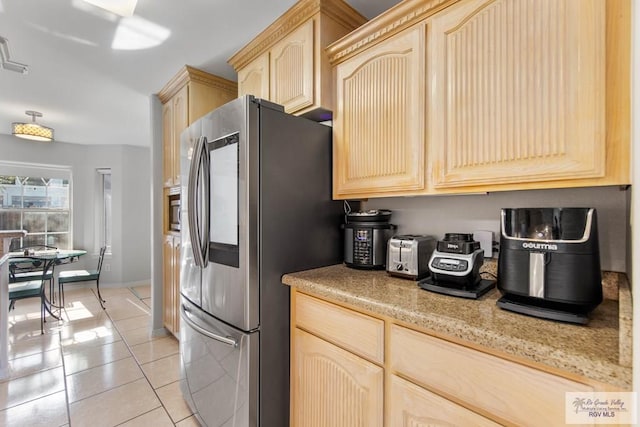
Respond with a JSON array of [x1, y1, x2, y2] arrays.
[[104, 264, 111, 272]]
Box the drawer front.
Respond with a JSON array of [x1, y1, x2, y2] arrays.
[[390, 325, 594, 426], [295, 293, 384, 364]]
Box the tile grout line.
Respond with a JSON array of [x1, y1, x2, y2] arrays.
[[103, 287, 187, 426], [61, 287, 143, 425], [58, 325, 72, 427]]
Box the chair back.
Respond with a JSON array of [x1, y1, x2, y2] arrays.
[[96, 246, 107, 274]]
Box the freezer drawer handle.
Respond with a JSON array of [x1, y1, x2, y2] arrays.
[[181, 304, 238, 347]]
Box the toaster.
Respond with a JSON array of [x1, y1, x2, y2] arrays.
[[386, 235, 436, 280]]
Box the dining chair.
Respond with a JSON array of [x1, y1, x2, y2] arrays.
[[8, 278, 46, 334], [57, 246, 107, 309]]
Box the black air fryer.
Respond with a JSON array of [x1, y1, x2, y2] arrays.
[[497, 208, 602, 324]]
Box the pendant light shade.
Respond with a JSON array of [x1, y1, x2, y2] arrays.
[[12, 111, 54, 142]]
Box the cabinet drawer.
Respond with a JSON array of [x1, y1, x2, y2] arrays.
[[295, 293, 384, 364], [390, 325, 593, 426]]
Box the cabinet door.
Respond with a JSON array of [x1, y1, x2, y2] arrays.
[[162, 235, 175, 333], [270, 20, 314, 113], [429, 0, 606, 188], [388, 375, 500, 427], [171, 236, 181, 334], [292, 328, 383, 427], [162, 102, 174, 187], [333, 23, 427, 199], [172, 85, 189, 187], [238, 53, 270, 100]]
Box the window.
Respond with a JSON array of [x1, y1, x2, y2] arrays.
[[0, 164, 72, 250], [97, 169, 112, 253]]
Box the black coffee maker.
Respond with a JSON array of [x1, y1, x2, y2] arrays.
[[497, 208, 602, 324]]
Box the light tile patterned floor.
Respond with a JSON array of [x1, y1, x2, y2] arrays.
[[0, 284, 199, 427]]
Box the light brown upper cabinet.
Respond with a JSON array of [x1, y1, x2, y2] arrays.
[[327, 0, 630, 199], [228, 0, 367, 120], [429, 0, 606, 189], [158, 66, 237, 188], [332, 23, 427, 199]]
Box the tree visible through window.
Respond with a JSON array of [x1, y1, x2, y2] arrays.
[[0, 174, 71, 250]]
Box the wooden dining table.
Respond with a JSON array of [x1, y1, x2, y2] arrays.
[[0, 248, 87, 379]]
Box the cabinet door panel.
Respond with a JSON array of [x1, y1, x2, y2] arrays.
[[333, 24, 427, 199], [162, 235, 175, 333], [238, 53, 270, 100], [270, 20, 314, 113], [430, 0, 606, 187], [162, 103, 174, 187], [388, 375, 500, 427], [172, 85, 189, 186], [292, 328, 383, 427], [172, 236, 181, 334]]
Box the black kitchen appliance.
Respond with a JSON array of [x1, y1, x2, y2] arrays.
[[343, 209, 396, 269], [168, 189, 180, 232], [419, 233, 495, 298], [497, 207, 602, 324]]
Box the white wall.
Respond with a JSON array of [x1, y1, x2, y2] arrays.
[[0, 134, 150, 286], [366, 185, 629, 272]]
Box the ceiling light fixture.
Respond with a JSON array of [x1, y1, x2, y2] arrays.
[[0, 36, 28, 74], [12, 111, 54, 142]]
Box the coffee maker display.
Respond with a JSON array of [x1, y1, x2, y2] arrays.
[[343, 209, 396, 270], [419, 233, 496, 299], [497, 208, 602, 324]]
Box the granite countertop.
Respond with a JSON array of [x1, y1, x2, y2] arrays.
[[282, 263, 632, 389]]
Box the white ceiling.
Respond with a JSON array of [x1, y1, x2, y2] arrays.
[[0, 0, 401, 147]]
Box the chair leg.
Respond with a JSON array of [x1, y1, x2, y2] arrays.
[[96, 279, 106, 309], [49, 278, 55, 305], [9, 299, 15, 311]]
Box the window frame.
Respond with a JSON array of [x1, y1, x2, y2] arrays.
[[0, 161, 72, 250]]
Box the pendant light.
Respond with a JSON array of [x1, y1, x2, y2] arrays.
[[12, 111, 54, 142]]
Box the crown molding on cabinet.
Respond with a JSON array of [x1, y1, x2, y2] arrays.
[[157, 65, 237, 104], [228, 0, 367, 71], [327, 0, 456, 65]]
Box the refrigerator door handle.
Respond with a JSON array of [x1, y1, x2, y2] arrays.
[[181, 304, 238, 348], [200, 139, 210, 269], [187, 136, 205, 268]]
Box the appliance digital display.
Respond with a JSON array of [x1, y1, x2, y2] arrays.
[[440, 258, 460, 265], [210, 134, 238, 246]]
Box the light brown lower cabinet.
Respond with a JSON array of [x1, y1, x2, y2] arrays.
[[291, 290, 619, 427], [388, 375, 500, 427], [292, 328, 383, 427], [163, 234, 180, 335]]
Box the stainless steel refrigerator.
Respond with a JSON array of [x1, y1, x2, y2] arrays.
[[179, 95, 343, 427]]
